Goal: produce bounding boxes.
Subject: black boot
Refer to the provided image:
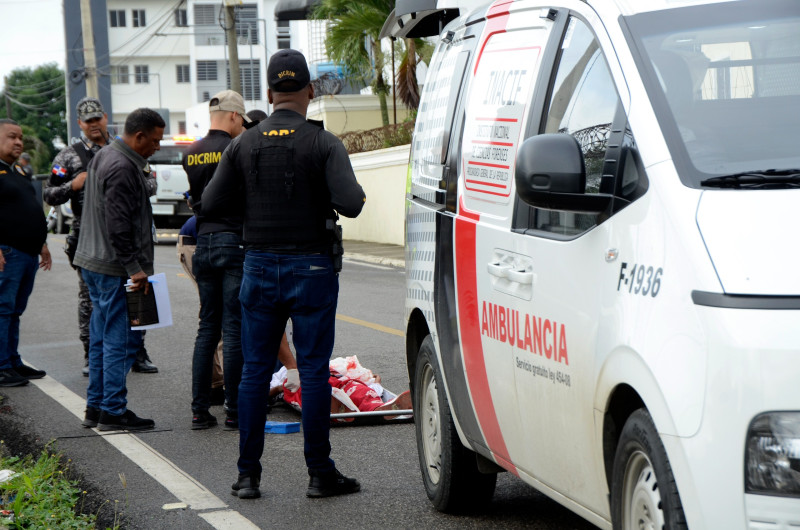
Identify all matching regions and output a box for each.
[132,347,158,374]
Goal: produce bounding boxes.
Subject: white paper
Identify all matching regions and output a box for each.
[130,272,173,330]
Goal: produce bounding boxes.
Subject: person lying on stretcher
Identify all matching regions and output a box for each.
[269,354,412,422]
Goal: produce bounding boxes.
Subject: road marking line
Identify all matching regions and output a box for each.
[199,510,262,529]
[28,375,254,526]
[336,314,403,337]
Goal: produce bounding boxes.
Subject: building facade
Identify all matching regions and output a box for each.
[101,0,331,136]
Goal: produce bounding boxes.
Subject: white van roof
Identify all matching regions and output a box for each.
[612,0,737,16]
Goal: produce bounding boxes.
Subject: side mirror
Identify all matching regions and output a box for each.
[515,133,612,214]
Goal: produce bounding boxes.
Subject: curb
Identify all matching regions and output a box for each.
[345,252,405,269]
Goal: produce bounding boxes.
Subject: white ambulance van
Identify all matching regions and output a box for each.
[399,0,800,528]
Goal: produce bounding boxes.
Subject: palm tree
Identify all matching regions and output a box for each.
[394,37,434,111]
[311,0,394,126]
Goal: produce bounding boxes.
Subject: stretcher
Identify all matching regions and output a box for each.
[270,357,414,425]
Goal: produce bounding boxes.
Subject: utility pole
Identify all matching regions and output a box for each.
[4,76,11,119]
[80,0,99,98]
[224,1,242,94]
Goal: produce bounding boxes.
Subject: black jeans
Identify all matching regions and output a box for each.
[191,233,245,414]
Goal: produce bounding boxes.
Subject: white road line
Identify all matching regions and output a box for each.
[28,375,256,527]
[199,510,262,529]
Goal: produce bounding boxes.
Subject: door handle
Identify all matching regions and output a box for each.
[487,262,510,278]
[506,269,533,284]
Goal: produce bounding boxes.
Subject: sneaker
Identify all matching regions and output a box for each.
[82,358,89,377]
[231,475,260,499]
[0,369,29,387]
[223,412,238,431]
[191,411,218,430]
[13,364,46,379]
[82,406,101,428]
[97,409,155,432]
[306,469,361,498]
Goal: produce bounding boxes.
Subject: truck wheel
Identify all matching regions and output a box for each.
[414,335,497,513]
[611,409,687,530]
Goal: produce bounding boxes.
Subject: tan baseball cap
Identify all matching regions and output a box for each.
[208,90,252,123]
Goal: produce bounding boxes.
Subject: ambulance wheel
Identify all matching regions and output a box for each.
[611,409,687,530]
[414,335,497,513]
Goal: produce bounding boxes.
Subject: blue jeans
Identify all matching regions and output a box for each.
[0,245,38,371]
[237,251,338,478]
[81,269,143,415]
[191,233,245,414]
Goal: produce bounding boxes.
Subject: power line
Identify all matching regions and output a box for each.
[5,93,65,110]
[6,75,64,91]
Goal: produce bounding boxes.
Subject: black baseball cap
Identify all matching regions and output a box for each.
[267,49,311,93]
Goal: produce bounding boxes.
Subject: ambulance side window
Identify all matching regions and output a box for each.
[528,17,635,236]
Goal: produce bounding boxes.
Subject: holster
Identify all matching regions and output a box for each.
[326,215,344,273]
[65,235,78,269]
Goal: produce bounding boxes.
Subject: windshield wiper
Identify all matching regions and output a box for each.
[701,169,800,189]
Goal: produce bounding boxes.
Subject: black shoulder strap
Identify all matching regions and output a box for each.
[73,142,93,171]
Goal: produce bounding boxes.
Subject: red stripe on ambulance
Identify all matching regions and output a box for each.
[455,188,518,474]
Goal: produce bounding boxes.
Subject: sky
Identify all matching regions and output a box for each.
[0,0,65,83]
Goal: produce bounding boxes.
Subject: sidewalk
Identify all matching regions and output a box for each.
[154,231,405,268]
[344,239,405,268]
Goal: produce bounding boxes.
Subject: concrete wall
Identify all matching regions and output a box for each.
[341,144,410,246]
[308,94,413,135]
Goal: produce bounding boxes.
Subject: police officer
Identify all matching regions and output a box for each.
[202,49,366,500]
[182,90,250,430]
[45,97,159,376]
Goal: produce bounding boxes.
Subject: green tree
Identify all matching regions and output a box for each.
[311,0,394,126]
[394,37,434,111]
[1,63,66,172]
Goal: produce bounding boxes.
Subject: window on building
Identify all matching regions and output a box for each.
[109,10,126,27]
[202,91,210,102]
[135,65,150,84]
[176,64,190,83]
[132,9,146,27]
[277,20,291,49]
[111,65,129,84]
[236,5,259,45]
[174,9,188,27]
[194,4,216,25]
[178,121,187,135]
[226,59,261,101]
[196,61,218,81]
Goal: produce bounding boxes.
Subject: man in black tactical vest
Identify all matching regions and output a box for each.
[202,49,366,500]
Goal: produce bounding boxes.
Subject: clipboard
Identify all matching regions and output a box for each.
[125,272,173,330]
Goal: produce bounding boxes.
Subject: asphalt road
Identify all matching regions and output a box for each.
[4,239,597,529]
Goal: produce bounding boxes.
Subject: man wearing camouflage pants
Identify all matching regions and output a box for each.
[45,97,159,375]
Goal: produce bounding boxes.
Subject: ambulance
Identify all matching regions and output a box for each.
[399,0,800,528]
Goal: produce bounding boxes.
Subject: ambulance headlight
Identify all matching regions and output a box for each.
[746,413,800,496]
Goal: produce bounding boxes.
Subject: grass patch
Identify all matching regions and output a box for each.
[0,444,99,528]
[0,394,124,529]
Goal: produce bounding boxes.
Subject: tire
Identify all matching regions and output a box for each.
[611,409,687,530]
[414,335,497,513]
